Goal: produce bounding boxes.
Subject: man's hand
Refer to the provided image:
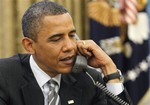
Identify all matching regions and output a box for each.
[76,40,121,83]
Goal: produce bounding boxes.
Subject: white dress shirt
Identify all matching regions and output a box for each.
[30,55,61,105]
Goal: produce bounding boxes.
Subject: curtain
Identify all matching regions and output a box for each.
[0,0,90,58]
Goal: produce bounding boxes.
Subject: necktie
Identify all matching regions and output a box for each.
[48,79,60,105]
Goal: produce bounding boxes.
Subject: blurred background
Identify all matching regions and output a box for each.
[0,0,149,105]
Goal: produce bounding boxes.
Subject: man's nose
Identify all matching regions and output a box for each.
[62,38,75,52]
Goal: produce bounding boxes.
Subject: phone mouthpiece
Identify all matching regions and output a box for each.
[72,55,87,73]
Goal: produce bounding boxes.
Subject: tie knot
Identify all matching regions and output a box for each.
[49,79,57,90]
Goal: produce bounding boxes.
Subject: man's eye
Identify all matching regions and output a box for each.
[50,37,61,42]
[69,34,76,38]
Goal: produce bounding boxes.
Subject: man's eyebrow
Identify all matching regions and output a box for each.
[48,29,76,39]
[69,29,76,34]
[48,34,63,40]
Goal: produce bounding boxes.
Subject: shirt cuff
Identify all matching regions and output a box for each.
[106,83,124,95]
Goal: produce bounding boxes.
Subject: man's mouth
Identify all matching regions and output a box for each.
[60,55,76,65]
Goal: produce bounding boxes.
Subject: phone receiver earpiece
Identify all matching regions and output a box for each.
[72,55,87,73]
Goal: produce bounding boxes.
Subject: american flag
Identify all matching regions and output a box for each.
[120,0,137,24]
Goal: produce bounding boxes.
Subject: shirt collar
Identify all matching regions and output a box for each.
[29,55,61,88]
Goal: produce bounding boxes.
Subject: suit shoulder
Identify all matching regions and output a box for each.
[0,54,30,71]
[71,66,103,83]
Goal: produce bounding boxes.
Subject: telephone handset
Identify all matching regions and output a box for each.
[72,55,87,73]
[72,56,130,105]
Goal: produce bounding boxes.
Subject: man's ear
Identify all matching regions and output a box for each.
[22,37,35,54]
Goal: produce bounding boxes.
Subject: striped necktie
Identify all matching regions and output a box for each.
[48,79,60,105]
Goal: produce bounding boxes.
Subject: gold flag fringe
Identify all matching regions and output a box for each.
[87,1,121,27]
[136,0,147,11]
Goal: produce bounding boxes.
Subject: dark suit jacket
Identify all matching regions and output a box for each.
[0,54,132,105]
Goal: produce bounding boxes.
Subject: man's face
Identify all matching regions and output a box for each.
[32,13,77,77]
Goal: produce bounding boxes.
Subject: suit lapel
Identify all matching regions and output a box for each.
[59,74,82,105]
[19,54,44,105]
[21,80,44,105]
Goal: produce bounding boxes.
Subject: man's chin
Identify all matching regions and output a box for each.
[59,68,72,74]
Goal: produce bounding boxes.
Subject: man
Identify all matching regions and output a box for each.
[0,1,132,105]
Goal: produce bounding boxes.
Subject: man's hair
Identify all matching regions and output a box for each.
[22,1,68,40]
